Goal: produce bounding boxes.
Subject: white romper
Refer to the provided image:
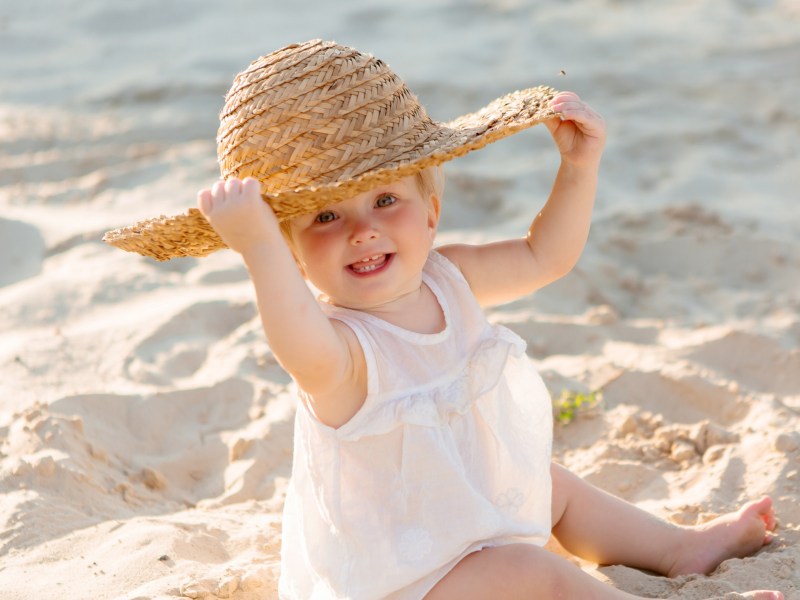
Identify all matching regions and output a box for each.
[279,250,553,600]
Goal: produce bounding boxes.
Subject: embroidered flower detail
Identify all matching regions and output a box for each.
[495,488,525,513]
[398,527,433,563]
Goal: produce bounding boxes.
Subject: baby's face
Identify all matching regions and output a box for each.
[287,176,440,310]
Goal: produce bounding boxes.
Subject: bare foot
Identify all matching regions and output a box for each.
[667,496,777,577]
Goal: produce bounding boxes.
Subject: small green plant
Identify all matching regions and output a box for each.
[553,389,603,425]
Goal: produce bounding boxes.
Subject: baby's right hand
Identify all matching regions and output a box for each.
[197,177,280,256]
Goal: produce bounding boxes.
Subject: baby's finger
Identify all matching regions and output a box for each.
[225,177,243,196]
[197,189,213,215]
[551,99,594,118]
[550,91,580,105]
[555,102,604,132]
[211,179,226,203]
[549,91,582,113]
[242,177,262,199]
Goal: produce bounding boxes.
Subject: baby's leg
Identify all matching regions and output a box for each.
[425,543,642,600]
[550,463,777,577]
[424,543,783,600]
[426,465,781,599]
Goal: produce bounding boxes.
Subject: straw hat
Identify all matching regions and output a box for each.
[103,39,557,261]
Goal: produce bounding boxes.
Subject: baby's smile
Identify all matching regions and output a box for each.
[348,253,394,275]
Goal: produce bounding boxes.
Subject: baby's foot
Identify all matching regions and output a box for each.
[668,496,777,577]
[738,592,784,600]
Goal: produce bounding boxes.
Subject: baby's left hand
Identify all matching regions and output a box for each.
[546,92,606,168]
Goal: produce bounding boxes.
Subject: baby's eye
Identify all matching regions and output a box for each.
[315,211,337,224]
[375,195,396,208]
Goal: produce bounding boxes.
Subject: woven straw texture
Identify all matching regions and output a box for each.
[103,39,557,261]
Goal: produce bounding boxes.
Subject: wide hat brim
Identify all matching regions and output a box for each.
[103,81,557,261]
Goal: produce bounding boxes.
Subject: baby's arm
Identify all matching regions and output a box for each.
[198,178,365,427]
[438,92,605,306]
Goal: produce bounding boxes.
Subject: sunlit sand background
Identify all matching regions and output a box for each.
[1,1,798,598]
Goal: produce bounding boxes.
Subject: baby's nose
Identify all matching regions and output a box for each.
[349,218,380,244]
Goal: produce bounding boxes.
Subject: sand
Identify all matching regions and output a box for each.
[1,0,798,598]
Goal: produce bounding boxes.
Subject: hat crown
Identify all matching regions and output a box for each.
[217,40,437,197]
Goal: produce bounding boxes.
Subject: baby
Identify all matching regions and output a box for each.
[110,40,782,599]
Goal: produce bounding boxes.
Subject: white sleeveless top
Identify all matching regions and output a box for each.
[279,251,553,600]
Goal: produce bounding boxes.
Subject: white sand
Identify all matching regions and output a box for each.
[1,1,798,598]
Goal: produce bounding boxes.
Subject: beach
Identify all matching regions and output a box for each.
[0,1,798,598]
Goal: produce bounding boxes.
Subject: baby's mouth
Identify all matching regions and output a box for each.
[348,253,392,274]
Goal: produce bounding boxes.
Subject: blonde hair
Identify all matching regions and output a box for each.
[414,165,445,203]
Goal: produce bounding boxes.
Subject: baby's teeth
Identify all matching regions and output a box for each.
[352,255,386,272]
